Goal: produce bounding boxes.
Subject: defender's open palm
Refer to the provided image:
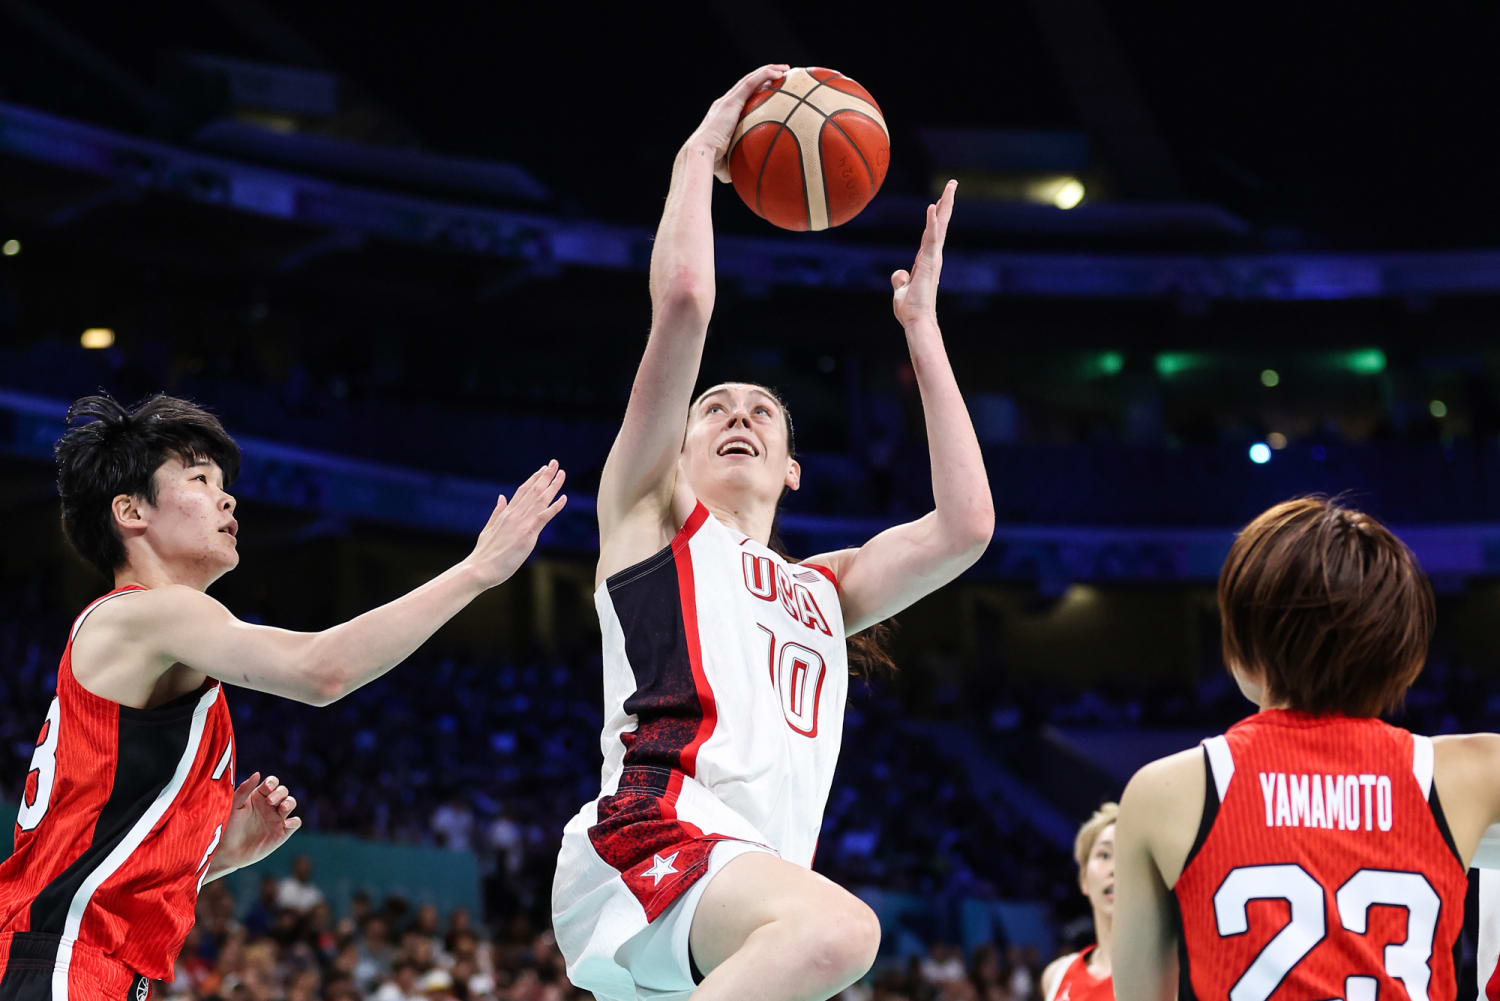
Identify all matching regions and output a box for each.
[892,179,957,328]
[468,461,567,589]
[688,64,789,182]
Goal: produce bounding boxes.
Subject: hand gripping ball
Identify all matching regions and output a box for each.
[727,67,890,232]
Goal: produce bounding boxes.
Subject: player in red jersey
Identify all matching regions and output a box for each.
[1041,803,1118,1001]
[1113,497,1500,1001]
[0,393,566,1000]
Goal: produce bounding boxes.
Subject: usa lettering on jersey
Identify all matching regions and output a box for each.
[1257,771,1394,831]
[741,553,831,635]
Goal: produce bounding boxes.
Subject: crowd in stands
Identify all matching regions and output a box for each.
[160,873,1051,1001]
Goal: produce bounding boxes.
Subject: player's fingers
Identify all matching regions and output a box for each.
[542,493,569,520]
[279,795,297,815]
[541,467,566,501]
[233,773,259,806]
[891,269,911,290]
[738,64,789,94]
[267,785,289,807]
[284,816,303,832]
[260,775,279,794]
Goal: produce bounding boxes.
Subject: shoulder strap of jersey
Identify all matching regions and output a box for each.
[69,585,147,644]
[1202,733,1234,800]
[1411,732,1434,798]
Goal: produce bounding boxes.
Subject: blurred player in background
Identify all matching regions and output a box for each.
[1041,803,1117,1001]
[551,66,994,1001]
[0,393,565,999]
[1114,497,1500,1001]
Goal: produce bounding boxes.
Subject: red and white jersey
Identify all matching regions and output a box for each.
[0,587,237,995]
[553,502,847,997]
[1045,947,1113,1001]
[1480,869,1500,1001]
[1174,711,1466,1001]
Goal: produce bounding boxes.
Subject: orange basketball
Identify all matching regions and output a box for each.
[727,67,890,232]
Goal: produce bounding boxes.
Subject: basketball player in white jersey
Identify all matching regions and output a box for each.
[551,66,995,1001]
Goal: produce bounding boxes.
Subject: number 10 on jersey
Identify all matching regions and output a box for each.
[757,625,827,738]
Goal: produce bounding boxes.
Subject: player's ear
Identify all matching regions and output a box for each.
[784,458,801,493]
[111,493,149,536]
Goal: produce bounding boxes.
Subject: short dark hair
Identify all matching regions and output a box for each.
[1218,496,1434,717]
[55,392,241,580]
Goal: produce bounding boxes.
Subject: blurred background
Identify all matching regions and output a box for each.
[2,2,1499,999]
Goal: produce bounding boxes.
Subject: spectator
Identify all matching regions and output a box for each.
[277,854,326,914]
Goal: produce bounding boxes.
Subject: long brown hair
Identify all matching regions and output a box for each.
[1218,496,1434,717]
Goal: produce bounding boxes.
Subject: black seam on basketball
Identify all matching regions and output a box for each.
[737,121,783,208]
[753,124,788,222]
[822,115,878,208]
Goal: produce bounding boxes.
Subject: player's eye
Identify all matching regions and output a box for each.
[754,407,770,417]
[195,474,208,483]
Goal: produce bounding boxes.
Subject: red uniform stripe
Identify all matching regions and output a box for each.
[672,504,715,777]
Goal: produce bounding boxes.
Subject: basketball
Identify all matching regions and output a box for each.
[727,67,890,232]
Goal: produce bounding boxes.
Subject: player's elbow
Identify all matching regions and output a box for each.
[300,653,351,707]
[651,270,713,325]
[944,499,995,560]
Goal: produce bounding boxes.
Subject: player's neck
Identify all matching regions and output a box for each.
[701,498,777,548]
[1089,912,1113,974]
[115,551,213,592]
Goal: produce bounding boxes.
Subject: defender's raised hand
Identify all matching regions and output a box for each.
[685,64,790,182]
[466,461,568,589]
[891,179,958,329]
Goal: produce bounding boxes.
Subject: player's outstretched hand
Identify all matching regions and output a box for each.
[466,460,568,589]
[686,64,790,182]
[892,179,958,329]
[218,773,301,875]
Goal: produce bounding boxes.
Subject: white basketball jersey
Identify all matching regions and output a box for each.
[553,502,851,998]
[592,500,848,867]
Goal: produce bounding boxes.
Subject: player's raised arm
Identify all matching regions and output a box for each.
[802,180,995,634]
[596,65,788,536]
[89,461,566,706]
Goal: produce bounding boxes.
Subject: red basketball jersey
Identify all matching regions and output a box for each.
[0,587,237,997]
[1047,947,1114,1001]
[1174,711,1466,1001]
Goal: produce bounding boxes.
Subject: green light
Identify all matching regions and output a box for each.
[1155,352,1202,379]
[1098,351,1123,376]
[1346,348,1387,375]
[1260,368,1280,388]
[1430,399,1448,419]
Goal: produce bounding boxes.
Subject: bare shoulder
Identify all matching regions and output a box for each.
[1121,745,1206,887]
[1433,731,1500,774]
[1040,953,1078,999]
[798,547,856,579]
[85,584,223,633]
[594,481,698,586]
[1123,745,1204,807]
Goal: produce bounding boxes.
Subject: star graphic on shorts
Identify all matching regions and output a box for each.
[643,851,680,886]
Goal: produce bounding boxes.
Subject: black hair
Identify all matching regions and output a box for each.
[54,392,241,580]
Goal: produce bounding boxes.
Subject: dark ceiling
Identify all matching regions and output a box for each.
[2,1,1497,248]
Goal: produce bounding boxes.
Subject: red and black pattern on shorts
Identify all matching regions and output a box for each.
[587,765,724,921]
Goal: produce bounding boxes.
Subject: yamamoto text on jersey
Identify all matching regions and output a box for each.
[1257,771,1394,831]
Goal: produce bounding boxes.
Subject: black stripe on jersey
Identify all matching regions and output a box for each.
[26,702,198,935]
[1429,784,1464,866]
[606,543,700,773]
[1,932,66,1000]
[1181,745,1221,874]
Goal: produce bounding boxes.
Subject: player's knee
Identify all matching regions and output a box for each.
[793,894,880,988]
